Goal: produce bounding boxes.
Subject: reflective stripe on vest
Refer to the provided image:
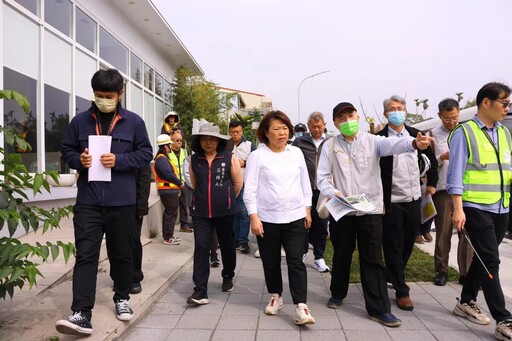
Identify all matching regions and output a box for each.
[456,120,511,207]
[153,154,180,190]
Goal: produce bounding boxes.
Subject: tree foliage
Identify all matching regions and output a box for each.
[171,66,235,149]
[0,89,74,300]
[232,112,261,144]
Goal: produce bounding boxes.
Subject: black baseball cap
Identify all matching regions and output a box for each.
[332,102,357,120]
[294,123,307,132]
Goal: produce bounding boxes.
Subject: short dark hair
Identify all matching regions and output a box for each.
[229,120,243,129]
[476,82,511,108]
[256,110,293,144]
[438,98,459,113]
[91,69,124,93]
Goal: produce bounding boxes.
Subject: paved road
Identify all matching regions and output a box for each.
[121,236,507,341]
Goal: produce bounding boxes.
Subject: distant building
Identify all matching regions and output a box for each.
[218,87,272,123]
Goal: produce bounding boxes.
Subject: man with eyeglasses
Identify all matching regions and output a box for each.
[170,132,193,233]
[447,82,512,340]
[376,95,438,311]
[229,121,255,254]
[429,98,473,287]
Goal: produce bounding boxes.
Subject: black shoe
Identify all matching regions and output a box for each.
[234,241,241,250]
[187,288,209,305]
[210,254,220,268]
[222,277,234,292]
[369,312,402,327]
[130,282,142,294]
[55,311,93,335]
[434,272,448,286]
[240,242,250,254]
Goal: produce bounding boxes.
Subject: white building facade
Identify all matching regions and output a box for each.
[1,0,202,174]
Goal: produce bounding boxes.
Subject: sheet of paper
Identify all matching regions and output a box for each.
[326,197,356,221]
[420,193,437,223]
[88,135,112,182]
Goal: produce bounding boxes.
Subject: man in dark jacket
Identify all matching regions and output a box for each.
[55,69,153,336]
[376,95,438,312]
[293,112,330,272]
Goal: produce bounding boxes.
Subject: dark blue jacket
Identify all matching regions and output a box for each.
[61,103,153,206]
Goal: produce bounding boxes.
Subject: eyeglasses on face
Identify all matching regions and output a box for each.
[441,116,459,122]
[173,139,182,143]
[495,99,512,109]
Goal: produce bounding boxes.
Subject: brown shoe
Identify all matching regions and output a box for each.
[422,232,433,242]
[415,235,424,244]
[396,296,414,311]
[180,226,193,233]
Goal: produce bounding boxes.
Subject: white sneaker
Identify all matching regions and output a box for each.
[255,249,260,258]
[312,258,330,273]
[294,303,315,325]
[265,293,283,315]
[495,319,512,340]
[163,237,180,245]
[115,299,133,321]
[453,298,490,325]
[302,253,308,263]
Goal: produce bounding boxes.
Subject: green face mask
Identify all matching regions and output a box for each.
[338,120,359,137]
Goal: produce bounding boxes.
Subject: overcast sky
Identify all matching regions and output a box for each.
[152,0,512,131]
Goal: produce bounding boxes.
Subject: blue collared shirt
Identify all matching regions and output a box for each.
[446,115,508,214]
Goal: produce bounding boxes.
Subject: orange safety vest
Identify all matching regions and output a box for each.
[153,154,180,190]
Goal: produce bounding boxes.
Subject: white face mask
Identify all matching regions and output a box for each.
[95,96,117,113]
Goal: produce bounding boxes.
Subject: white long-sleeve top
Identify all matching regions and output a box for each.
[244,144,312,223]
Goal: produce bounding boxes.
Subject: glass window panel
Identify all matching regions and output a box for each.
[130,83,143,117]
[15,0,39,15]
[4,4,40,79]
[144,92,155,151]
[44,84,70,173]
[155,72,163,97]
[163,79,171,103]
[144,63,153,91]
[76,96,92,117]
[44,30,71,92]
[99,27,127,73]
[3,67,38,173]
[130,53,142,83]
[44,0,71,37]
[75,49,97,100]
[75,7,96,53]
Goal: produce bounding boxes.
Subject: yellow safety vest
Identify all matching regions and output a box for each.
[452,120,511,207]
[153,154,180,190]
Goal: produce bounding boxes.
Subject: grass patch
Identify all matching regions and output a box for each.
[324,239,459,283]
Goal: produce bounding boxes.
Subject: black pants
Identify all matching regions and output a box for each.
[382,200,420,298]
[179,187,191,227]
[257,219,308,304]
[71,205,135,320]
[462,207,511,322]
[329,214,391,315]
[304,190,329,259]
[161,193,179,240]
[192,215,236,294]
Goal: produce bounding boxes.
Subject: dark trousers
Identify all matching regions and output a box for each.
[192,215,236,294]
[305,190,329,259]
[71,205,135,320]
[161,193,179,239]
[234,187,250,244]
[382,200,420,298]
[179,186,191,227]
[329,214,391,315]
[133,216,144,283]
[257,219,308,304]
[461,208,511,322]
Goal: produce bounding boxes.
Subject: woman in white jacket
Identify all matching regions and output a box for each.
[244,110,315,325]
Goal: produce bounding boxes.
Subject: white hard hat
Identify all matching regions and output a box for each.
[419,153,431,177]
[156,134,172,146]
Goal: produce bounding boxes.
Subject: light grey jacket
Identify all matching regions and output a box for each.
[317,132,416,215]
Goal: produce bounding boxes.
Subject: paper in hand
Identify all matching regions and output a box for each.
[88,135,112,182]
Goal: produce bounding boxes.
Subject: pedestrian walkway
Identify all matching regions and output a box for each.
[121,236,509,341]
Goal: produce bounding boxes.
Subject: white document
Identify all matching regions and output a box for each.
[326,193,376,221]
[88,135,112,182]
[420,193,437,224]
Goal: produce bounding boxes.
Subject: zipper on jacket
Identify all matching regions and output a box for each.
[208,163,212,218]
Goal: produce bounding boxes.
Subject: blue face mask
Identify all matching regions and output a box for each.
[388,111,406,126]
[295,132,303,138]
